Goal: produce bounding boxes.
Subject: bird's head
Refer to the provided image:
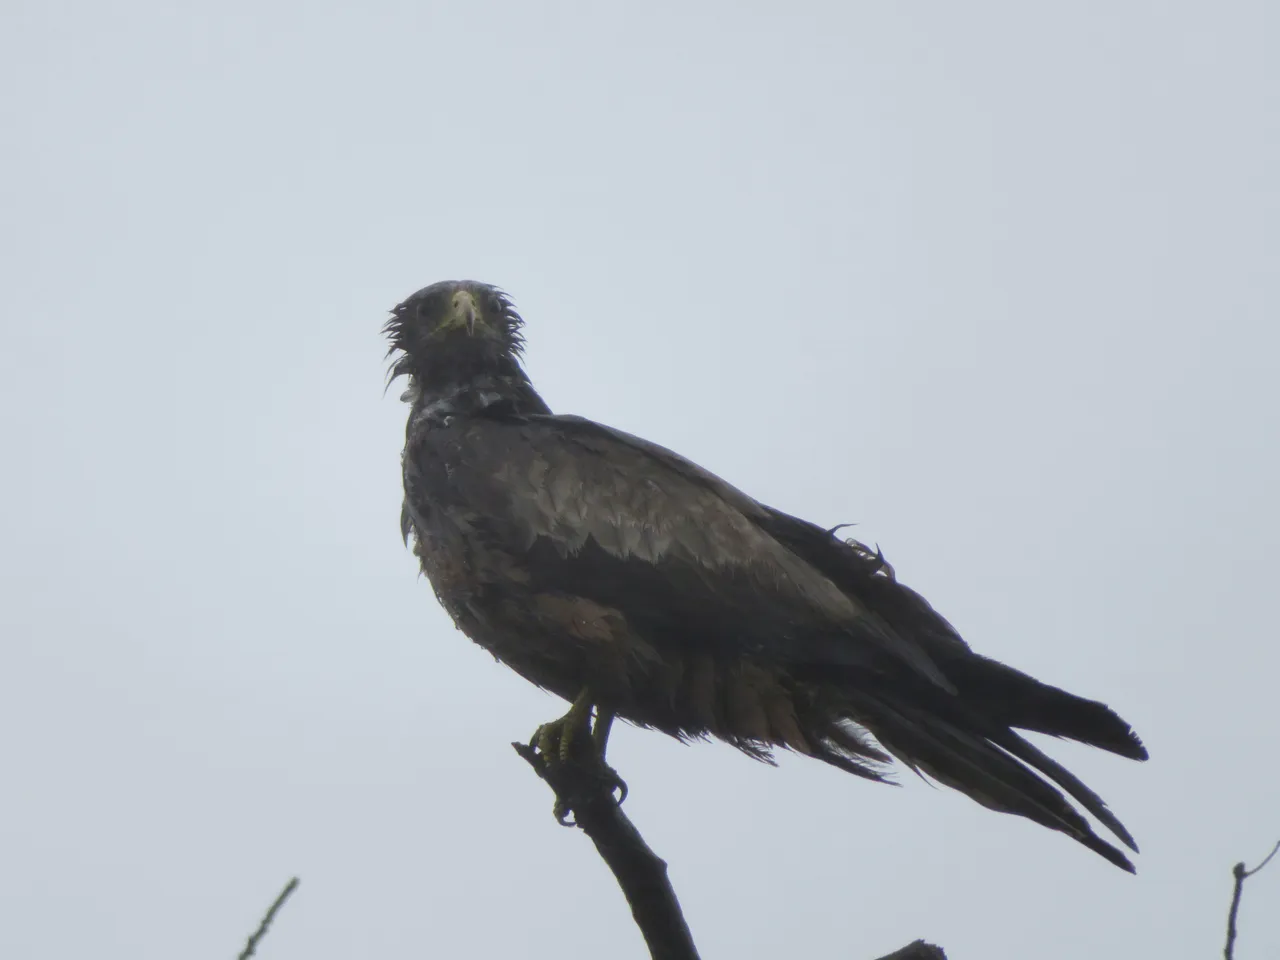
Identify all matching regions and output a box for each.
[384,280,527,390]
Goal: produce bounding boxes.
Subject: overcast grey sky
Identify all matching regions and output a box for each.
[2,2,1277,958]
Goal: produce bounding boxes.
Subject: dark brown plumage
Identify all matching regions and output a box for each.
[387,279,1148,871]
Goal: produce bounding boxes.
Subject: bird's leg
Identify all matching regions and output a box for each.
[592,708,615,756]
[529,690,627,823]
[585,707,627,811]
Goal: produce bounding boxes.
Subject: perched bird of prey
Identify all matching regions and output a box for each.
[387,279,1147,871]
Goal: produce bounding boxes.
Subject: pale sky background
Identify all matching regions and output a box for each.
[2,3,1277,958]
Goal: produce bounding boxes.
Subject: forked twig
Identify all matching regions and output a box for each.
[1224,840,1280,960]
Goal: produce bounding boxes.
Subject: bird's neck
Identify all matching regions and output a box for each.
[407,357,550,423]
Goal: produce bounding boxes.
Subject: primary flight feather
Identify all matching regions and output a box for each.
[387,279,1148,871]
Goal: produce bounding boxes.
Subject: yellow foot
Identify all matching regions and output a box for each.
[528,696,627,824]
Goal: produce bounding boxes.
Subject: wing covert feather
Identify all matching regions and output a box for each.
[464,414,952,687]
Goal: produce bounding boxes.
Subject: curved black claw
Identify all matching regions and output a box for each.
[549,761,626,827]
[554,797,574,826]
[602,764,628,806]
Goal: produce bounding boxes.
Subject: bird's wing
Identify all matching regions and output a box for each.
[758,504,1148,758]
[458,413,953,688]
[757,506,974,659]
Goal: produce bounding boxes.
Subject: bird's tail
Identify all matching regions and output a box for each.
[742,508,1148,869]
[942,654,1148,760]
[808,670,1145,872]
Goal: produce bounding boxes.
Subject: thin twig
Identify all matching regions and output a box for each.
[238,877,300,960]
[1224,840,1280,960]
[513,742,700,960]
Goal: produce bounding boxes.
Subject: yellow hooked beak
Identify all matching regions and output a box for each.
[444,289,480,336]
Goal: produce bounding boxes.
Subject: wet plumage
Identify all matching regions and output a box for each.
[387,280,1148,871]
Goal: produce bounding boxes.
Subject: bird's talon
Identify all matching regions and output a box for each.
[531,691,596,767]
[554,799,575,826]
[605,767,628,805]
[532,720,560,761]
[528,692,624,823]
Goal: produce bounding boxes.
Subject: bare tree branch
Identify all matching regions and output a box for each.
[238,877,300,960]
[873,940,947,960]
[514,742,700,960]
[1224,839,1280,960]
[513,741,947,960]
